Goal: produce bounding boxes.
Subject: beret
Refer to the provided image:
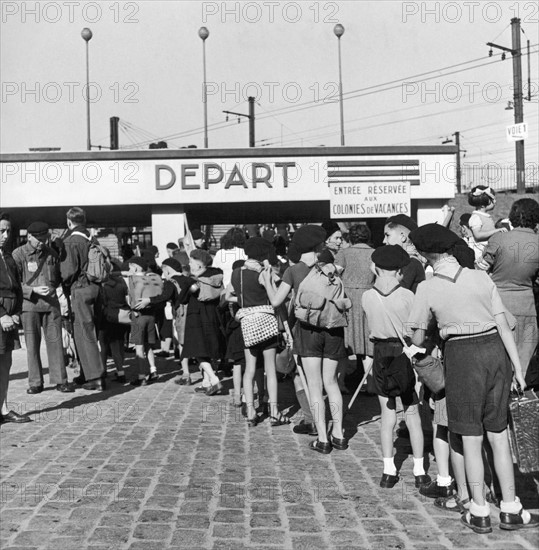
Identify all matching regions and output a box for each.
[244,237,272,261]
[191,229,204,240]
[166,242,178,249]
[127,256,148,270]
[232,259,245,271]
[287,242,301,263]
[291,225,327,254]
[161,258,183,272]
[27,221,50,236]
[409,224,460,253]
[321,220,341,239]
[385,214,418,232]
[372,245,411,270]
[262,229,276,242]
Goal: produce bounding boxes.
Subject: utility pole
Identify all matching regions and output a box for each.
[110,116,119,150]
[454,131,461,194]
[223,96,256,147]
[487,18,526,193]
[511,18,525,193]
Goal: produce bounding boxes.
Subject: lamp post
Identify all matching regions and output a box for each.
[334,24,345,146]
[199,26,210,148]
[81,27,93,151]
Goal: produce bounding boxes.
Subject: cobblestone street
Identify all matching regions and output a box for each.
[1,349,538,550]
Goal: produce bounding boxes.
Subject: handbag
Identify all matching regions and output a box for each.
[276,339,296,376]
[508,389,539,473]
[235,269,278,347]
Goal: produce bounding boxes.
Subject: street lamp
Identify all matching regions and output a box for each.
[81,28,93,151]
[199,26,210,148]
[334,23,345,146]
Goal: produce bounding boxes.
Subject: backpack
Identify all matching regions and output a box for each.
[294,262,352,329]
[196,272,223,302]
[128,273,164,304]
[71,232,110,284]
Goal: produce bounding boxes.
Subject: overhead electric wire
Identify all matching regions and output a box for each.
[121,52,535,148]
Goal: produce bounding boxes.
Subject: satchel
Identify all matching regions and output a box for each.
[412,354,445,393]
[508,389,539,474]
[236,305,278,348]
[383,352,416,397]
[235,268,278,347]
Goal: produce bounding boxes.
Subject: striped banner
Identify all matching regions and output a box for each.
[327,159,420,186]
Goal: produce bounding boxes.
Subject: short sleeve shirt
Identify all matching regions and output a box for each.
[408,259,506,339]
[282,262,311,294]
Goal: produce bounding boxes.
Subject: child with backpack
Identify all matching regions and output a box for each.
[260,225,349,453]
[134,258,193,385]
[126,256,161,386]
[361,245,430,489]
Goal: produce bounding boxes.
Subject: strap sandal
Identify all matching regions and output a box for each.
[269,415,290,427]
[434,495,469,513]
[330,435,349,450]
[246,416,259,428]
[460,510,492,534]
[500,508,539,530]
[309,439,332,454]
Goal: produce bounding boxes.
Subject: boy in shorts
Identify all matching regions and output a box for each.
[362,245,430,489]
[127,256,159,386]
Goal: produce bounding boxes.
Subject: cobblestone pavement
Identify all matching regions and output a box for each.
[1,348,538,550]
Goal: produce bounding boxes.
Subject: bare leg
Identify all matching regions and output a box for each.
[322,358,343,439]
[486,429,516,504]
[462,435,486,506]
[263,348,279,418]
[404,404,424,459]
[449,431,470,503]
[243,349,257,419]
[433,423,450,478]
[302,357,327,443]
[378,396,397,459]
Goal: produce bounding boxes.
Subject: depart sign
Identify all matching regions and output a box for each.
[329,182,411,219]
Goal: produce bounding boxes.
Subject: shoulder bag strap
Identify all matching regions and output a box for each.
[26,252,49,286]
[374,292,407,348]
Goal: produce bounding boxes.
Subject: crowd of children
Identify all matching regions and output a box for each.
[2,195,538,535]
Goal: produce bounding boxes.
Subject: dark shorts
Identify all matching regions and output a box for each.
[292,322,346,361]
[131,314,157,346]
[245,335,279,353]
[372,340,418,408]
[444,332,512,436]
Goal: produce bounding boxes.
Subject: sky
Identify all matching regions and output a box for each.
[1,0,538,176]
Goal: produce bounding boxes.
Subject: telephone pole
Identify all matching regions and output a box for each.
[487,18,526,193]
[454,131,461,194]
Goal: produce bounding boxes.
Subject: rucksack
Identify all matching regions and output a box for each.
[294,262,352,329]
[71,231,110,284]
[128,273,164,304]
[196,272,223,302]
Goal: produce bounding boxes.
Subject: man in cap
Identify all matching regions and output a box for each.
[60,207,105,390]
[383,214,425,293]
[191,229,208,251]
[13,222,74,393]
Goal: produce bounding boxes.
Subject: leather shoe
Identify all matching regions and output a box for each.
[309,439,332,454]
[206,381,223,396]
[380,473,399,488]
[414,474,432,488]
[82,379,106,391]
[73,375,86,385]
[419,479,455,499]
[460,511,492,534]
[175,377,192,386]
[56,383,75,393]
[195,385,210,393]
[0,410,32,423]
[293,421,318,436]
[500,509,539,530]
[112,373,126,383]
[26,386,43,394]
